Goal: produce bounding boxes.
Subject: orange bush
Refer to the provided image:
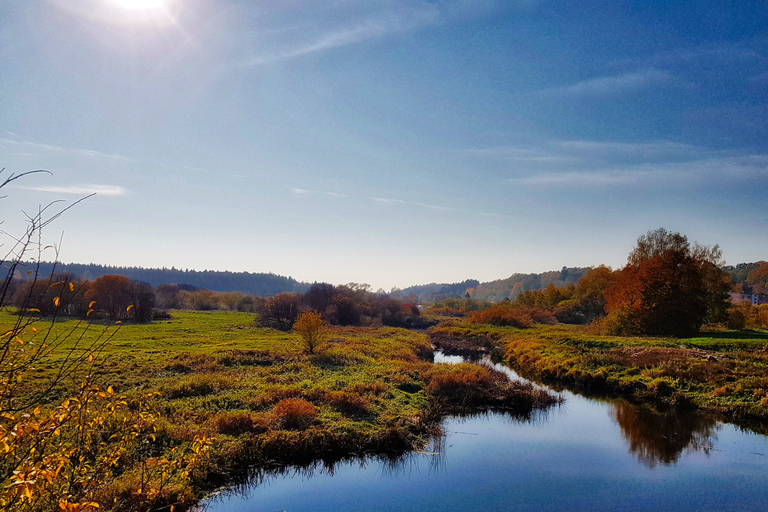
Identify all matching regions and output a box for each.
[467,305,532,327]
[323,391,371,415]
[271,398,317,429]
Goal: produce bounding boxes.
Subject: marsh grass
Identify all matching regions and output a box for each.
[433,320,768,421]
[0,309,559,509]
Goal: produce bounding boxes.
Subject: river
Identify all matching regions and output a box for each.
[201,352,768,511]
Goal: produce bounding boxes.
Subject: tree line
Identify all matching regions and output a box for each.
[31,262,308,296]
[444,229,764,337]
[8,274,429,330]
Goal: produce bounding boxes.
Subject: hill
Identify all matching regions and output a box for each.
[28,262,309,297]
[393,267,589,303]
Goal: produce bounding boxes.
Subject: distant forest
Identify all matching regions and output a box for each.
[390,279,481,302]
[18,261,765,303]
[28,262,309,297]
[391,267,590,303]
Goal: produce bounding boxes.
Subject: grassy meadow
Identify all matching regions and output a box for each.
[2,310,556,509]
[433,319,768,424]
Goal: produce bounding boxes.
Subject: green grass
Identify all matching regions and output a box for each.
[2,310,557,509]
[432,320,768,422]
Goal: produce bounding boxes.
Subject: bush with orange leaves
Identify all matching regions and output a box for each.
[466,304,533,328]
[271,399,317,429]
[423,363,559,410]
[292,311,328,354]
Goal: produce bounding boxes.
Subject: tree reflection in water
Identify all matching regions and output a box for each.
[203,406,551,507]
[610,400,720,467]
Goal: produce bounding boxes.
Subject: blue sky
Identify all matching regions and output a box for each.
[1,0,766,290]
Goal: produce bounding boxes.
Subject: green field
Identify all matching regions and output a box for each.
[1,310,555,510]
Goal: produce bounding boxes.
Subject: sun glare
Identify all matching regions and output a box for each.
[112,0,167,9]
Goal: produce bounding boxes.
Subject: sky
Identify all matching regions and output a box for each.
[1,0,767,291]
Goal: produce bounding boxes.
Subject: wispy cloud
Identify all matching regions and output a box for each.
[290,186,515,219]
[536,69,671,98]
[460,138,768,189]
[245,22,395,67]
[612,41,764,69]
[0,136,133,162]
[459,139,701,168]
[241,4,438,67]
[509,154,768,189]
[369,194,521,219]
[23,184,127,196]
[291,187,346,198]
[371,196,449,211]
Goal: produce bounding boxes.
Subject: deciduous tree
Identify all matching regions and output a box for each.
[292,311,328,354]
[604,228,730,337]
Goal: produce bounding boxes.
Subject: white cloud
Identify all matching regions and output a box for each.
[536,69,671,98]
[0,137,132,162]
[460,138,768,189]
[510,154,768,189]
[23,184,127,196]
[371,196,449,211]
[290,187,345,198]
[242,5,438,67]
[613,41,763,69]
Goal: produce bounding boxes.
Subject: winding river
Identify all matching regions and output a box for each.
[201,353,768,511]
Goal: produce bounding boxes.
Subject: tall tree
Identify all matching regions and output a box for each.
[605,229,730,337]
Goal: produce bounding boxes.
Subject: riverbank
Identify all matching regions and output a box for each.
[1,310,559,511]
[431,319,768,424]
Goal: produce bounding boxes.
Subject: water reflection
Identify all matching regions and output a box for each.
[201,352,768,512]
[610,400,719,467]
[203,399,568,511]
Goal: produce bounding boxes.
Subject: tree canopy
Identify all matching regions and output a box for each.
[603,228,730,337]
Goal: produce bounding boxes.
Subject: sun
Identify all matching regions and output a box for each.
[112,0,167,9]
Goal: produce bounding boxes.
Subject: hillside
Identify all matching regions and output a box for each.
[470,267,589,302]
[27,262,309,297]
[393,267,590,303]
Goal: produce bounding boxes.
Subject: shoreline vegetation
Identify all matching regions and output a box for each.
[431,320,768,427]
[0,310,560,511]
[3,208,766,512]
[3,308,768,510]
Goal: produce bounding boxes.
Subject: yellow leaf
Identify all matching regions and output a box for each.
[116,321,122,325]
[26,270,33,276]
[107,386,114,395]
[126,304,134,312]
[68,282,74,292]
[87,309,94,316]
[89,301,96,308]
[50,281,63,288]
[27,308,40,313]
[53,297,60,307]
[31,327,37,333]
[88,354,93,363]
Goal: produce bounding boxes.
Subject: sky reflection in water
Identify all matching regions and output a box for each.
[203,358,768,512]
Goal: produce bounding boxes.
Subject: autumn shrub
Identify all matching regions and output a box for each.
[271,398,317,429]
[422,362,558,410]
[727,308,747,330]
[213,411,271,436]
[467,305,532,328]
[0,172,213,511]
[293,311,328,354]
[322,391,371,416]
[257,293,300,330]
[526,307,557,325]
